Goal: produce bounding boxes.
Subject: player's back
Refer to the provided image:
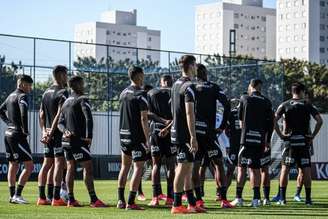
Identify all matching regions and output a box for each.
[148,87,172,120]
[61,93,91,138]
[280,99,314,135]
[119,85,148,144]
[41,85,68,128]
[171,77,195,144]
[4,89,27,131]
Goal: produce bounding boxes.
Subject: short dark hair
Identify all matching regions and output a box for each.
[128,65,143,81]
[161,74,173,87]
[53,65,67,79]
[68,76,84,92]
[17,74,33,84]
[143,84,154,92]
[291,82,306,94]
[179,55,196,72]
[249,79,263,88]
[196,64,207,81]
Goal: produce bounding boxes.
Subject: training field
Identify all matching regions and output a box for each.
[0,180,327,219]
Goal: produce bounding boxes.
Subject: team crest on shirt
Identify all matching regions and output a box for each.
[54,147,63,154]
[240,157,248,165]
[170,146,177,154]
[177,152,186,160]
[13,153,19,159]
[5,153,10,158]
[230,154,236,161]
[247,159,252,165]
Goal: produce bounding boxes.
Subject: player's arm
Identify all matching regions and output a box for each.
[0,99,10,125]
[139,95,150,147]
[274,103,287,140]
[309,105,323,139]
[39,102,49,143]
[19,94,29,135]
[148,112,169,125]
[238,96,245,129]
[216,89,231,132]
[265,102,274,150]
[185,86,198,153]
[81,99,93,145]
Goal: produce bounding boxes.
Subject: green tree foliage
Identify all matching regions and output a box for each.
[281,58,328,112]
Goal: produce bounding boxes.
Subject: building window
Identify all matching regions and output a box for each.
[117,32,121,36]
[302,23,307,29]
[261,16,266,22]
[302,0,305,5]
[106,30,110,35]
[148,37,152,42]
[234,24,239,29]
[294,0,300,7]
[320,47,325,53]
[320,1,325,7]
[251,37,255,40]
[128,33,131,36]
[294,35,299,41]
[279,25,284,31]
[286,25,291,30]
[320,36,325,41]
[287,1,292,7]
[234,13,239,19]
[302,11,306,17]
[302,47,307,52]
[320,24,325,30]
[294,24,300,29]
[251,16,255,20]
[116,42,120,45]
[302,35,307,41]
[294,47,299,53]
[123,33,127,36]
[280,14,284,20]
[286,13,291,19]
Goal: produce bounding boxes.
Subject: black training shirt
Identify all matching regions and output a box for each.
[0,89,29,134]
[171,77,196,144]
[119,85,149,146]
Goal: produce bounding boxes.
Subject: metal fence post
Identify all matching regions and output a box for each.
[69,41,72,76]
[33,38,37,152]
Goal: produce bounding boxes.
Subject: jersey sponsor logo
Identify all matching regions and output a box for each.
[121,138,132,144]
[44,147,50,154]
[151,146,160,153]
[54,147,63,154]
[73,153,84,160]
[240,157,248,165]
[132,150,142,159]
[5,153,11,158]
[260,156,271,166]
[208,149,219,158]
[121,146,127,151]
[285,156,295,164]
[301,158,310,165]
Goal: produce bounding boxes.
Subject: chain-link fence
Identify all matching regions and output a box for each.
[0,34,284,155]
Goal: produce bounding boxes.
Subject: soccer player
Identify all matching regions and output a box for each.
[147,75,176,207]
[117,66,150,210]
[37,65,69,206]
[170,55,205,214]
[274,82,322,206]
[58,76,106,207]
[226,98,242,190]
[192,64,232,208]
[0,75,34,204]
[232,79,274,208]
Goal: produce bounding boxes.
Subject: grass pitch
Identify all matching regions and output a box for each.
[0,180,327,219]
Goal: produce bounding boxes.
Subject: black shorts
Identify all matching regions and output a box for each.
[4,130,33,162]
[44,134,64,158]
[281,145,311,168]
[150,134,177,158]
[64,146,92,162]
[121,142,148,162]
[238,145,264,169]
[176,143,195,163]
[196,135,223,163]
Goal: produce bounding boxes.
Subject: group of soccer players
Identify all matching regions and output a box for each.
[0,54,323,214]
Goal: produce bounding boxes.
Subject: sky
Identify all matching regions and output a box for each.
[0,0,276,53]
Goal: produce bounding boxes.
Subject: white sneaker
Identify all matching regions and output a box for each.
[277,200,287,206]
[262,199,271,206]
[293,195,302,202]
[11,195,29,204]
[231,198,244,207]
[249,199,260,208]
[60,189,69,202]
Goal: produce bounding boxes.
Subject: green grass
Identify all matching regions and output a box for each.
[0,180,328,219]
